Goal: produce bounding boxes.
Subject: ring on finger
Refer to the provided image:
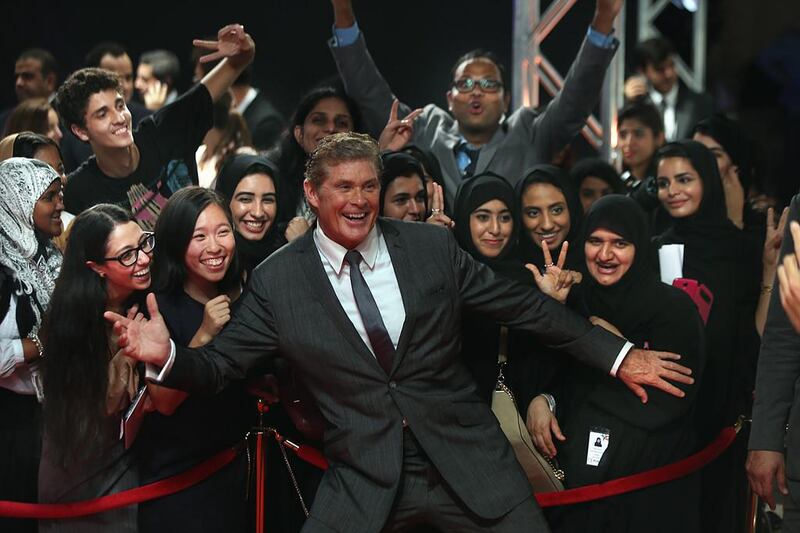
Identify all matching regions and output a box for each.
[544,262,554,268]
[431,208,441,214]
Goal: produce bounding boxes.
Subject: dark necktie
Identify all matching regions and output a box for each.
[462,145,480,178]
[344,250,395,374]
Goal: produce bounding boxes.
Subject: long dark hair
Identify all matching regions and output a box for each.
[152,186,242,296]
[268,85,362,224]
[40,204,134,467]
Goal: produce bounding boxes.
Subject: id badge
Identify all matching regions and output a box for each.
[586,426,610,467]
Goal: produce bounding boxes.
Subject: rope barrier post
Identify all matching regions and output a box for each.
[254,399,268,533]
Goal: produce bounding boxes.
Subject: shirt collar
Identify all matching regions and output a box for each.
[649,83,679,107]
[314,223,381,275]
[237,87,259,114]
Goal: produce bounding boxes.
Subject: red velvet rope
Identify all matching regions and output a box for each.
[0,447,237,519]
[535,426,738,507]
[0,425,738,518]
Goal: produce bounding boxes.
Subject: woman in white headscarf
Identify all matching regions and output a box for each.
[0,157,64,532]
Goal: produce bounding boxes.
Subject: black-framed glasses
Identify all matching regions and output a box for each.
[451,78,503,94]
[102,232,155,267]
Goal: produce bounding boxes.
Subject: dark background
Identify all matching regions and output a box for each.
[2,0,799,199]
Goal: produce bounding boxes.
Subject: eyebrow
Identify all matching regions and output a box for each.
[474,208,511,215]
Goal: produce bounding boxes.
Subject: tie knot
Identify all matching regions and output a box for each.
[344,250,363,268]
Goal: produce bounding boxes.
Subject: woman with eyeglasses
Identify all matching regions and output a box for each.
[137,186,251,533]
[0,158,63,533]
[39,204,155,532]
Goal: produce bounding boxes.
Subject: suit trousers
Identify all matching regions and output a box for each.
[782,480,800,533]
[380,428,549,532]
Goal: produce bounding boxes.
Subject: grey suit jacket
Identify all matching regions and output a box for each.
[674,84,714,141]
[330,33,617,208]
[750,194,800,478]
[165,219,626,531]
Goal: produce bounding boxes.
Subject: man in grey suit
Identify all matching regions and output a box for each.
[328,0,623,209]
[748,195,800,530]
[108,132,693,532]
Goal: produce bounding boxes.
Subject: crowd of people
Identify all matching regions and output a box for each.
[0,0,796,532]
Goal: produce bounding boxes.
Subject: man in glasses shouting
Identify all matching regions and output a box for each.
[329,0,623,209]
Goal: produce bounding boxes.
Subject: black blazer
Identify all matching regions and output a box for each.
[241,90,284,151]
[164,218,627,531]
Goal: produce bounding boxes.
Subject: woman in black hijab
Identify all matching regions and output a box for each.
[515,164,585,274]
[653,140,762,533]
[530,195,705,532]
[215,154,286,278]
[570,157,625,213]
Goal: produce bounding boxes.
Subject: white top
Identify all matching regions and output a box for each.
[0,295,35,395]
[313,224,405,355]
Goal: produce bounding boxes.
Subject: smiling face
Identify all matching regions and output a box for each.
[585,228,636,286]
[521,183,570,251]
[184,204,235,291]
[469,198,513,258]
[656,156,704,218]
[32,179,64,237]
[304,159,380,249]
[447,58,509,138]
[382,174,426,222]
[71,89,133,150]
[89,221,152,303]
[230,173,277,241]
[293,97,354,155]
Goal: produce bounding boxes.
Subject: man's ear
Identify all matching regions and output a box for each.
[303,178,319,211]
[71,123,90,143]
[293,125,303,147]
[44,72,57,93]
[446,90,454,113]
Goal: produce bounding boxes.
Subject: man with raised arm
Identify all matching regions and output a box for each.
[108,132,693,532]
[55,24,254,229]
[329,0,622,209]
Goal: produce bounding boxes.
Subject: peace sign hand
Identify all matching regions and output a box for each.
[425,182,454,229]
[193,24,255,69]
[378,99,423,152]
[526,241,579,303]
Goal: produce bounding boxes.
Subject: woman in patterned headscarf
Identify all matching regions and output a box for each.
[0,157,64,532]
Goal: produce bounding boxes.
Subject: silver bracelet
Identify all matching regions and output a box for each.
[27,334,44,360]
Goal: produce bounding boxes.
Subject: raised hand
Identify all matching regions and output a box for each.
[617,348,693,403]
[592,0,623,34]
[104,293,171,367]
[194,24,255,69]
[193,295,231,346]
[525,241,578,303]
[378,99,423,152]
[624,75,648,101]
[777,221,800,333]
[425,183,454,228]
[143,80,169,111]
[764,207,789,276]
[526,395,566,458]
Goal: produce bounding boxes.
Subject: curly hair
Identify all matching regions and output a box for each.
[53,67,122,131]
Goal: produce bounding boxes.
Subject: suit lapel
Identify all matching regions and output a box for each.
[474,127,504,175]
[675,85,694,140]
[379,220,417,374]
[294,230,385,373]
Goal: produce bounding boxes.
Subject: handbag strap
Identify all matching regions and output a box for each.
[495,326,509,384]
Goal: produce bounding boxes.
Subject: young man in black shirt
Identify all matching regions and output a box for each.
[55,24,255,229]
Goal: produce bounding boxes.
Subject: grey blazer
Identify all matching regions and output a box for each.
[750,194,800,479]
[164,219,626,532]
[330,33,617,208]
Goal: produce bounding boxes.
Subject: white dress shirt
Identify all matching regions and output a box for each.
[649,84,679,141]
[313,224,405,354]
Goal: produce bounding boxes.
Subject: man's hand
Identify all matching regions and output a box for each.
[378,99,423,152]
[778,221,800,333]
[624,75,648,101]
[143,80,169,111]
[285,216,311,242]
[103,293,171,367]
[617,348,693,403]
[194,24,255,70]
[592,0,623,34]
[746,450,789,510]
